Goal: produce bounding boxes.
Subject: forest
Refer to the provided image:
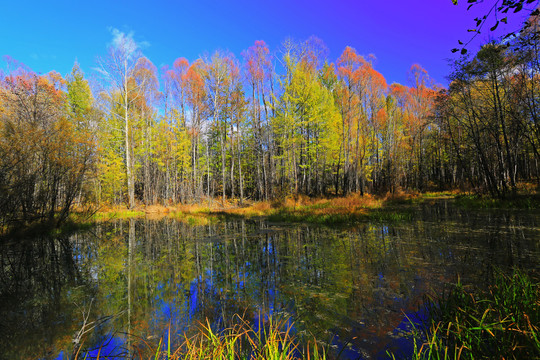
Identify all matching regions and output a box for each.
[1,2,540,359]
[1,15,540,227]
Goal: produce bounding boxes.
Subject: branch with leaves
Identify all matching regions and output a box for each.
[452,0,539,54]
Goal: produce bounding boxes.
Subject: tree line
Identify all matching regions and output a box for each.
[1,28,540,223]
[439,16,540,197]
[93,35,443,208]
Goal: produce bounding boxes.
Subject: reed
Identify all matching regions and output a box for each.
[409,270,540,359]
[72,314,325,360]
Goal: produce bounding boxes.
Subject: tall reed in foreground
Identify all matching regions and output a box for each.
[72,314,326,360]
[408,270,539,359]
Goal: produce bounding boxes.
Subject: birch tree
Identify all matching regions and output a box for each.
[97,30,148,209]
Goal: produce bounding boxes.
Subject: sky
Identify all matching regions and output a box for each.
[0,0,530,87]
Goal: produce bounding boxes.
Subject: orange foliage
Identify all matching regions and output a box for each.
[242,40,271,83]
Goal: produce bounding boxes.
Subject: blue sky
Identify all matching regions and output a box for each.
[0,0,528,87]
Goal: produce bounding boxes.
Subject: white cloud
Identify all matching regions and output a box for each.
[107,27,150,54]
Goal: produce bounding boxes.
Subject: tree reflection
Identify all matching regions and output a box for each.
[0,201,538,359]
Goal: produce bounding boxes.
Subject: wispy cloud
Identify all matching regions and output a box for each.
[107,27,150,53]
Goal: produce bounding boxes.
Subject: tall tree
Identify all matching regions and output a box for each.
[205,51,239,203]
[243,40,274,200]
[97,32,147,209]
[131,57,160,205]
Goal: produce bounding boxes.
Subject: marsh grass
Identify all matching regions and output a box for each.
[168,212,218,226]
[265,192,415,225]
[71,314,325,360]
[454,194,540,209]
[266,208,413,225]
[88,190,483,226]
[93,209,146,221]
[365,209,414,222]
[88,192,422,226]
[45,187,540,228]
[408,270,540,359]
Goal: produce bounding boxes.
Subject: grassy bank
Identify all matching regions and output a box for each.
[408,270,540,359]
[86,186,540,226]
[89,191,425,225]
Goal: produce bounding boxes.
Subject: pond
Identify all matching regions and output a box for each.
[1,200,539,359]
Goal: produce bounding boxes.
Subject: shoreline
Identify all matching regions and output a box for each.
[85,190,539,225]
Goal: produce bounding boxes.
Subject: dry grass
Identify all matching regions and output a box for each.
[86,190,451,224]
[64,185,540,226]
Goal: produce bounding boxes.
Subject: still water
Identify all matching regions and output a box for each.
[1,200,539,359]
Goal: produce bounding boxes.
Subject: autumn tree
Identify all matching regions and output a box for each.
[8,36,503,206]
[204,51,240,203]
[511,14,540,181]
[273,40,341,196]
[335,47,389,194]
[131,57,160,205]
[404,64,438,190]
[0,64,95,227]
[243,40,274,200]
[97,32,148,209]
[439,43,524,196]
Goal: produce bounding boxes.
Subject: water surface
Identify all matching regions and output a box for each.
[1,200,539,359]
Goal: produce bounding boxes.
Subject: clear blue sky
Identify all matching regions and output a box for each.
[0,0,528,87]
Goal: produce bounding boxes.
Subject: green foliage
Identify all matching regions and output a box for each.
[97,106,127,205]
[67,62,94,119]
[272,56,342,196]
[98,147,127,204]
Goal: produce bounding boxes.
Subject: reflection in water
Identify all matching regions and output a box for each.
[0,201,539,359]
